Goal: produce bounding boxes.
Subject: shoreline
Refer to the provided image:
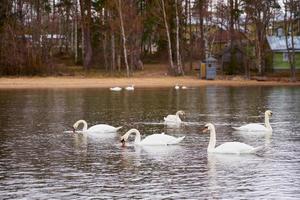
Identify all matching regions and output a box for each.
[0,76,299,89]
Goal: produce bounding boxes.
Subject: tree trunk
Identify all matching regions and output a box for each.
[284,1,296,82]
[188,0,193,71]
[117,54,121,72]
[199,1,205,61]
[79,0,92,70]
[161,0,175,75]
[111,33,116,72]
[103,32,108,71]
[74,0,78,63]
[117,0,130,77]
[229,0,234,49]
[175,0,184,75]
[255,20,264,76]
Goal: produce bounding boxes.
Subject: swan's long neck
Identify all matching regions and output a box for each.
[77,120,88,131]
[126,129,141,144]
[208,127,216,152]
[175,111,182,120]
[264,114,272,131]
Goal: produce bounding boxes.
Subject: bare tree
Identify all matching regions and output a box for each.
[79,0,92,70]
[74,0,78,63]
[175,0,184,75]
[283,0,298,82]
[244,0,280,76]
[160,0,175,75]
[117,0,130,77]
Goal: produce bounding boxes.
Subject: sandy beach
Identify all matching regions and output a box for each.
[0,76,299,89]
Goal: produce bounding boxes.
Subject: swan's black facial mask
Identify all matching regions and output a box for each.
[203,126,209,133]
[120,138,125,146]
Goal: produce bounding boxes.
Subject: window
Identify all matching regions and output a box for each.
[283,52,289,61]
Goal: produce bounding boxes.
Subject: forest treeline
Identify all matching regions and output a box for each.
[0,0,299,77]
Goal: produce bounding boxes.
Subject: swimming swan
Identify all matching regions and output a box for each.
[110,87,122,91]
[164,110,185,125]
[203,123,264,154]
[174,84,180,90]
[233,110,273,133]
[125,85,134,91]
[181,86,187,89]
[120,128,185,146]
[73,120,122,133]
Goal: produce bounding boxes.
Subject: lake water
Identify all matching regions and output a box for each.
[0,86,299,199]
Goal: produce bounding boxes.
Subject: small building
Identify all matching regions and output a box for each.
[266,36,300,71]
[220,44,248,74]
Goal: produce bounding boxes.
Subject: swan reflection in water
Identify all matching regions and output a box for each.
[73,133,87,155]
[119,143,184,169]
[72,130,119,156]
[206,153,264,198]
[138,145,183,162]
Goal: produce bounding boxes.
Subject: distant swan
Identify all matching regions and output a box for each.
[203,123,264,154]
[125,85,134,91]
[120,128,185,146]
[181,86,187,89]
[110,87,122,91]
[164,110,185,125]
[233,110,273,133]
[174,84,180,90]
[73,120,122,133]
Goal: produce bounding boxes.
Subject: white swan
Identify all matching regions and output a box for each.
[164,110,185,125]
[174,84,180,90]
[120,128,185,146]
[125,85,134,91]
[181,86,187,89]
[203,123,264,154]
[110,87,122,91]
[233,110,273,133]
[73,120,122,133]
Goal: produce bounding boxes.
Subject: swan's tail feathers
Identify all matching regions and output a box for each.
[249,145,266,154]
[115,126,123,131]
[169,136,185,145]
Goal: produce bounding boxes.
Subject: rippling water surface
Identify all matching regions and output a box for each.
[0,86,299,199]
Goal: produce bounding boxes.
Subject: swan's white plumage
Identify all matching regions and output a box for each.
[110,87,122,91]
[211,142,262,154]
[164,110,184,125]
[125,85,134,91]
[233,110,273,133]
[174,84,180,90]
[121,129,184,146]
[87,124,122,133]
[164,115,182,123]
[73,120,122,133]
[233,123,268,131]
[204,123,263,154]
[140,134,185,145]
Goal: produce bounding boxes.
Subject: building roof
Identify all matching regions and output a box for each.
[267,36,300,52]
[212,29,247,43]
